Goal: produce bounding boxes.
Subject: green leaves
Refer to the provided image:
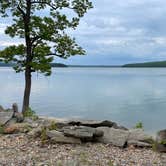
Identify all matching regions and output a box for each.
[0,0,93,75]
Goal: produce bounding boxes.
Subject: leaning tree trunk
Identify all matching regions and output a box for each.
[22,67,31,113]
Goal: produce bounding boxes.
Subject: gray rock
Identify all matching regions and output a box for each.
[156,129,166,143]
[128,129,152,143]
[46,130,81,144]
[14,112,24,123]
[68,120,117,128]
[128,140,152,148]
[12,103,18,113]
[5,118,17,126]
[156,129,166,153]
[96,127,129,147]
[62,126,103,141]
[0,110,14,125]
[0,105,4,112]
[28,127,43,138]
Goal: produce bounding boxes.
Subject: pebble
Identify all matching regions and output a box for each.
[0,134,165,165]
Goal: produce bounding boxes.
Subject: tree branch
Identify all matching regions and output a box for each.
[31,1,59,10]
[17,4,26,17]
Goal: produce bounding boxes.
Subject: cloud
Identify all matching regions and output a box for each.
[1,0,166,65]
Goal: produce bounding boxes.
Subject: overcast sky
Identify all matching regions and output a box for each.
[1,0,166,65]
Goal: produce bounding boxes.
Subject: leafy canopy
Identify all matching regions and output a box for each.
[0,0,93,75]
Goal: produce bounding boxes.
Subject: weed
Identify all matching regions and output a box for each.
[134,122,143,129]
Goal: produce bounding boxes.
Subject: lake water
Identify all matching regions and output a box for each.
[0,67,166,134]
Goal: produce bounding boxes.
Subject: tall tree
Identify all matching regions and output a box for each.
[0,0,93,113]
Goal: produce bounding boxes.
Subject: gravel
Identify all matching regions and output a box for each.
[0,134,165,166]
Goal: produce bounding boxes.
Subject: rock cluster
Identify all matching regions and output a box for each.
[0,104,165,153]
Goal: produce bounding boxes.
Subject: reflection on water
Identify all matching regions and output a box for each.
[0,67,166,134]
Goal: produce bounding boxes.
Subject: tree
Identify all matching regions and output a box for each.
[0,0,93,113]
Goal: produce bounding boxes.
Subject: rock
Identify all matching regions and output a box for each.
[128,140,152,148]
[14,112,24,123]
[28,127,43,138]
[62,126,103,141]
[96,127,129,147]
[5,118,17,126]
[68,120,117,128]
[156,129,166,153]
[128,129,152,143]
[126,129,153,148]
[4,123,32,134]
[0,105,4,112]
[12,103,18,113]
[156,129,166,143]
[156,143,166,153]
[0,110,14,125]
[46,130,81,144]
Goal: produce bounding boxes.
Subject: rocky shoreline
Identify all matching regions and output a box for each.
[0,104,166,165]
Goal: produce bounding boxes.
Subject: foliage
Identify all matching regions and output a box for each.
[0,0,93,75]
[23,107,38,120]
[48,121,57,130]
[41,127,48,144]
[134,122,143,129]
[160,140,166,145]
[123,60,166,67]
[0,0,93,112]
[0,125,4,134]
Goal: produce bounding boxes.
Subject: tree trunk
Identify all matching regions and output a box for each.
[22,0,32,113]
[22,67,31,113]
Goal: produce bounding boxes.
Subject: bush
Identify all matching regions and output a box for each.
[134,122,143,129]
[23,107,38,120]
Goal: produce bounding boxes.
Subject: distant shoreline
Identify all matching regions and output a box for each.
[1,60,166,68]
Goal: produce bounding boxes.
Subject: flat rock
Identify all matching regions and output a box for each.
[128,140,152,148]
[68,120,116,128]
[156,129,166,153]
[0,111,14,125]
[96,127,129,147]
[62,126,104,141]
[128,129,152,143]
[46,130,81,144]
[4,123,32,134]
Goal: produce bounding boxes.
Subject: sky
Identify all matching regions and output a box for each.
[1,0,166,65]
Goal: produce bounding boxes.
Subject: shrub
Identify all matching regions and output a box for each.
[23,107,38,120]
[134,122,143,129]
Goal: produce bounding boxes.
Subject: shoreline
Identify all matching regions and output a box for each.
[0,104,166,165]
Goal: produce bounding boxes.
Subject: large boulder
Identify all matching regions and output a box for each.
[156,129,166,153]
[62,126,104,141]
[127,129,152,147]
[46,130,81,144]
[96,127,129,147]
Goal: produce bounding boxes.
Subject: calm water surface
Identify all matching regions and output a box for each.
[0,67,166,134]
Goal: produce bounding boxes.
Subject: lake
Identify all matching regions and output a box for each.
[0,67,166,134]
